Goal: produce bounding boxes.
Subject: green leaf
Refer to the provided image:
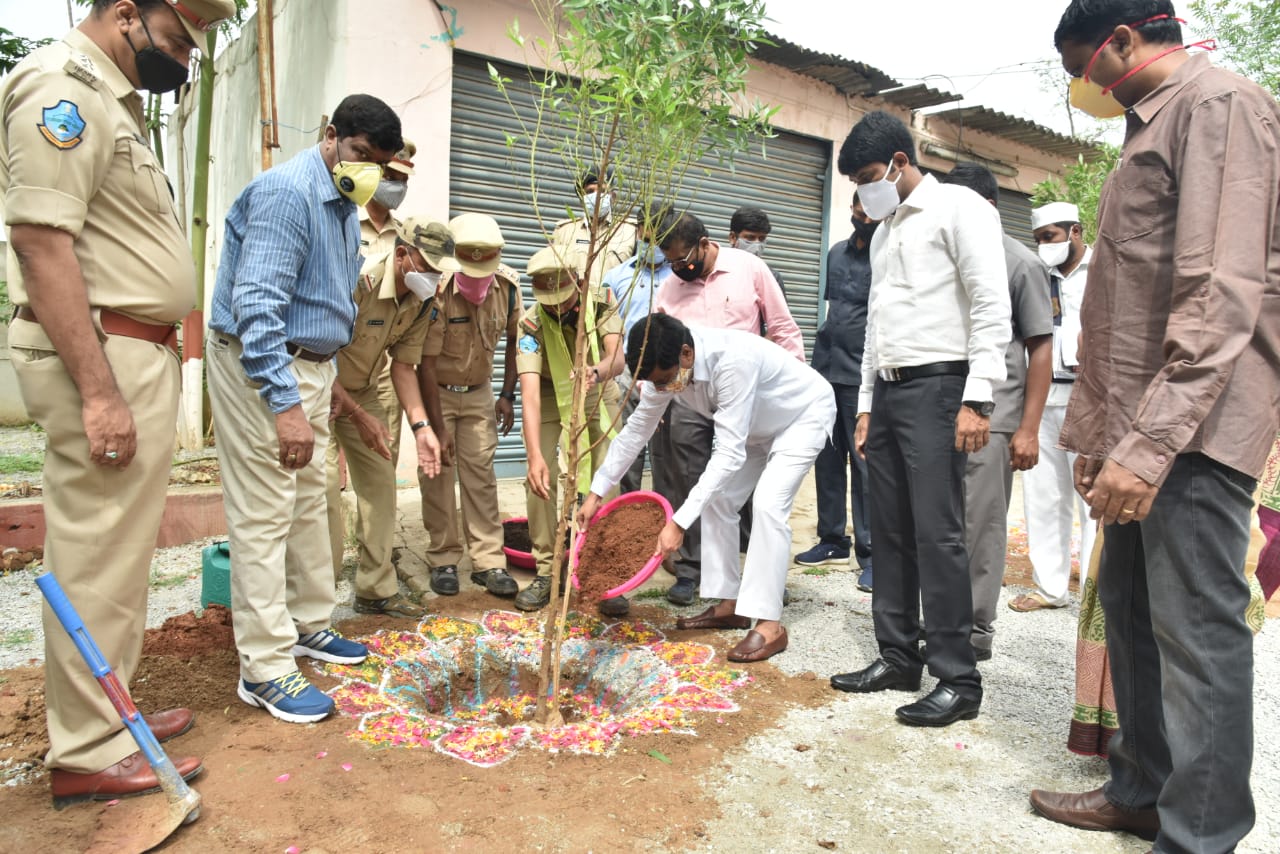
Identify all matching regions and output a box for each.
[647,749,672,764]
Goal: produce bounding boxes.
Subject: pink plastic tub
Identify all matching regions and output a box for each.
[501,517,537,570]
[572,490,674,599]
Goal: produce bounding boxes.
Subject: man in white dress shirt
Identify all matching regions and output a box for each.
[578,313,834,663]
[828,111,1011,728]
[1012,201,1097,613]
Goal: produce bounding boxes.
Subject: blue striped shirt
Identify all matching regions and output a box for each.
[210,146,359,412]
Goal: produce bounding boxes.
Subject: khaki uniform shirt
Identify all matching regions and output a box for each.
[335,250,431,392]
[1059,54,1280,485]
[423,263,521,388]
[515,292,622,382]
[0,30,194,323]
[551,217,637,289]
[359,208,399,266]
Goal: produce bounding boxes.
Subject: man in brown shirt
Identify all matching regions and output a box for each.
[418,212,521,599]
[1030,4,1280,851]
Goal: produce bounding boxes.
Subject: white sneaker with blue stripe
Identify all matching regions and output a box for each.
[237,671,334,723]
[292,628,368,664]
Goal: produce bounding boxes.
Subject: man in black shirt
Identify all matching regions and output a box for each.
[794,198,877,592]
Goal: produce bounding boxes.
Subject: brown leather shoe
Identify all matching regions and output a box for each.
[144,707,195,743]
[50,750,204,809]
[1029,787,1159,841]
[727,628,788,662]
[675,605,751,631]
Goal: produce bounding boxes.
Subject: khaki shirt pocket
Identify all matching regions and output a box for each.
[125,138,173,217]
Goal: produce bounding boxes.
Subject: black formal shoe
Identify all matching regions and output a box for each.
[430,565,459,596]
[895,684,981,727]
[830,659,922,693]
[666,577,698,606]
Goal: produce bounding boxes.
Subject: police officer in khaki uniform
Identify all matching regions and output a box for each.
[326,217,449,617]
[418,213,521,598]
[1,0,235,807]
[512,246,625,613]
[361,138,416,457]
[550,168,637,289]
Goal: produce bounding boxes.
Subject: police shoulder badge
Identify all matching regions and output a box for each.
[517,334,540,354]
[38,100,86,150]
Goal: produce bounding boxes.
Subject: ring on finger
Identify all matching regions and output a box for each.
[105,450,119,460]
[1120,507,1136,515]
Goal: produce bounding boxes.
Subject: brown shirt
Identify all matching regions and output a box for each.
[422,264,521,387]
[551,217,637,289]
[335,251,431,392]
[1059,54,1280,485]
[1,29,195,324]
[515,290,622,382]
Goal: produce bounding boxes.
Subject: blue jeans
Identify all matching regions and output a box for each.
[1100,453,1256,854]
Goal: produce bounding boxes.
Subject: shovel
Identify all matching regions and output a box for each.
[36,572,201,852]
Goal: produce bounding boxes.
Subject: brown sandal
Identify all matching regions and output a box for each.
[1008,592,1064,612]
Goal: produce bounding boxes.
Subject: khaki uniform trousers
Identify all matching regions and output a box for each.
[419,386,504,570]
[376,365,403,462]
[10,326,177,773]
[527,380,621,577]
[206,335,337,683]
[325,384,399,599]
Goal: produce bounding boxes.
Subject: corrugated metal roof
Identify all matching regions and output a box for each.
[752,34,1103,161]
[751,34,899,96]
[925,105,1102,160]
[874,84,962,111]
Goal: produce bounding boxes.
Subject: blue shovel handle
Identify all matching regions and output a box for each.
[35,572,192,799]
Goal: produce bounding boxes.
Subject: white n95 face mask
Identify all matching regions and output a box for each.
[1038,241,1071,268]
[404,271,441,300]
[856,161,903,220]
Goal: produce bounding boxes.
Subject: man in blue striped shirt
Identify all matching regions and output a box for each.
[207,94,402,724]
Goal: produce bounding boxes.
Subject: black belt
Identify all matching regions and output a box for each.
[286,342,335,363]
[877,360,968,383]
[440,383,485,393]
[1052,377,1075,384]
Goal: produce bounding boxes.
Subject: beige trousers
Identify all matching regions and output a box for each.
[10,320,178,773]
[527,380,620,577]
[376,363,403,462]
[418,387,504,570]
[206,335,336,683]
[325,384,399,599]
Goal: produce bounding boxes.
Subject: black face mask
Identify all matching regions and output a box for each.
[852,219,879,246]
[127,14,189,93]
[555,307,580,327]
[670,255,706,282]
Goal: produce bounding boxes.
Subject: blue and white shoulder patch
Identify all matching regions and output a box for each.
[517,334,540,354]
[38,100,86,150]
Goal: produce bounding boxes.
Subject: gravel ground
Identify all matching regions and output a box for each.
[1,469,1276,852]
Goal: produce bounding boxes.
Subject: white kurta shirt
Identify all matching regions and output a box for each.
[591,325,833,530]
[1051,244,1091,379]
[857,174,1012,413]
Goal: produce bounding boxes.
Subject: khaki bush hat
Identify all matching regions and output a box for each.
[397,217,462,273]
[449,213,505,276]
[163,0,238,48]
[526,245,583,305]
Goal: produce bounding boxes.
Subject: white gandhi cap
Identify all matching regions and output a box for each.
[1031,202,1081,230]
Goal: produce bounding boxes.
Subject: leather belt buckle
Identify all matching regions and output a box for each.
[877,367,903,382]
[443,384,472,393]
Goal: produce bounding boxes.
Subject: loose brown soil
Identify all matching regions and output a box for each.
[577,503,666,602]
[0,546,42,573]
[140,605,234,660]
[0,591,830,853]
[501,518,533,553]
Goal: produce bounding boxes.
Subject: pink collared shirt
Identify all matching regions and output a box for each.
[654,242,804,360]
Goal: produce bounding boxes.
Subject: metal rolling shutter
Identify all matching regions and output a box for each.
[450,53,830,477]
[997,189,1035,249]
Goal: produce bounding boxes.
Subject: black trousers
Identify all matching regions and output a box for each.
[867,375,980,698]
[815,382,872,567]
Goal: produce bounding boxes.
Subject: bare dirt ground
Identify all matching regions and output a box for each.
[1,469,1277,853]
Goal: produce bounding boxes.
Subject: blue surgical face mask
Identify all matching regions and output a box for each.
[637,238,666,267]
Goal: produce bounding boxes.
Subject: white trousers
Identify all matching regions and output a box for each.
[700,397,834,621]
[1022,399,1096,604]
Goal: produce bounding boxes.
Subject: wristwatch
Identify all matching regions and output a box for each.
[498,390,516,402]
[962,400,995,418]
[409,420,430,433]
